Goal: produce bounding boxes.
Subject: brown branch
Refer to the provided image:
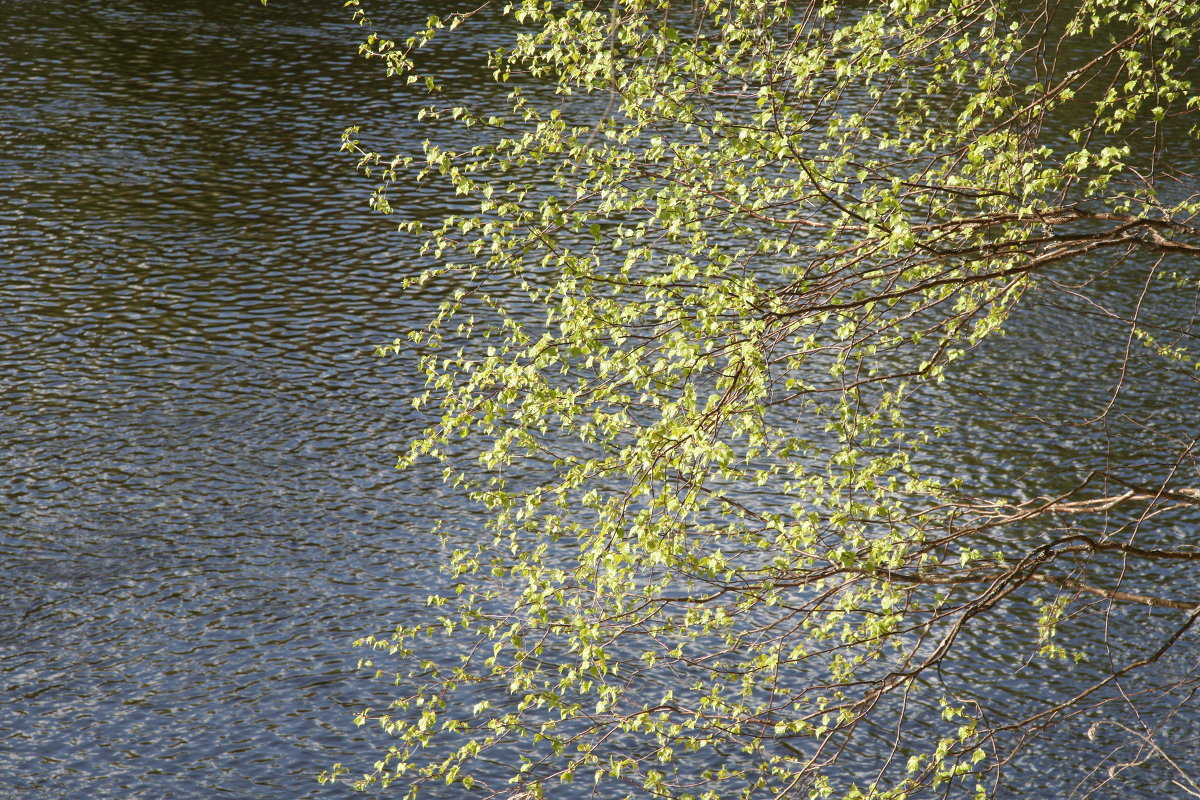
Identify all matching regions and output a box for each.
[877,566,1198,610]
[1027,574,1200,611]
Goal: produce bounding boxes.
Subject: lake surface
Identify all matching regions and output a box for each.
[0,2,464,797]
[1,2,1198,798]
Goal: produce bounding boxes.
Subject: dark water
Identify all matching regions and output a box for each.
[0,2,470,797]
[2,2,1198,799]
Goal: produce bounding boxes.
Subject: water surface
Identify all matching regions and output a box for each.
[2,2,1198,799]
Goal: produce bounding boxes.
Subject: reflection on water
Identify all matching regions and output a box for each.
[0,2,469,797]
[1,1,1198,799]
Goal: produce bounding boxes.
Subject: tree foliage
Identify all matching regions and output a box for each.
[325,0,1200,797]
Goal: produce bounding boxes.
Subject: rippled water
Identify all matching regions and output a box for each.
[0,2,474,797]
[2,2,1199,798]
